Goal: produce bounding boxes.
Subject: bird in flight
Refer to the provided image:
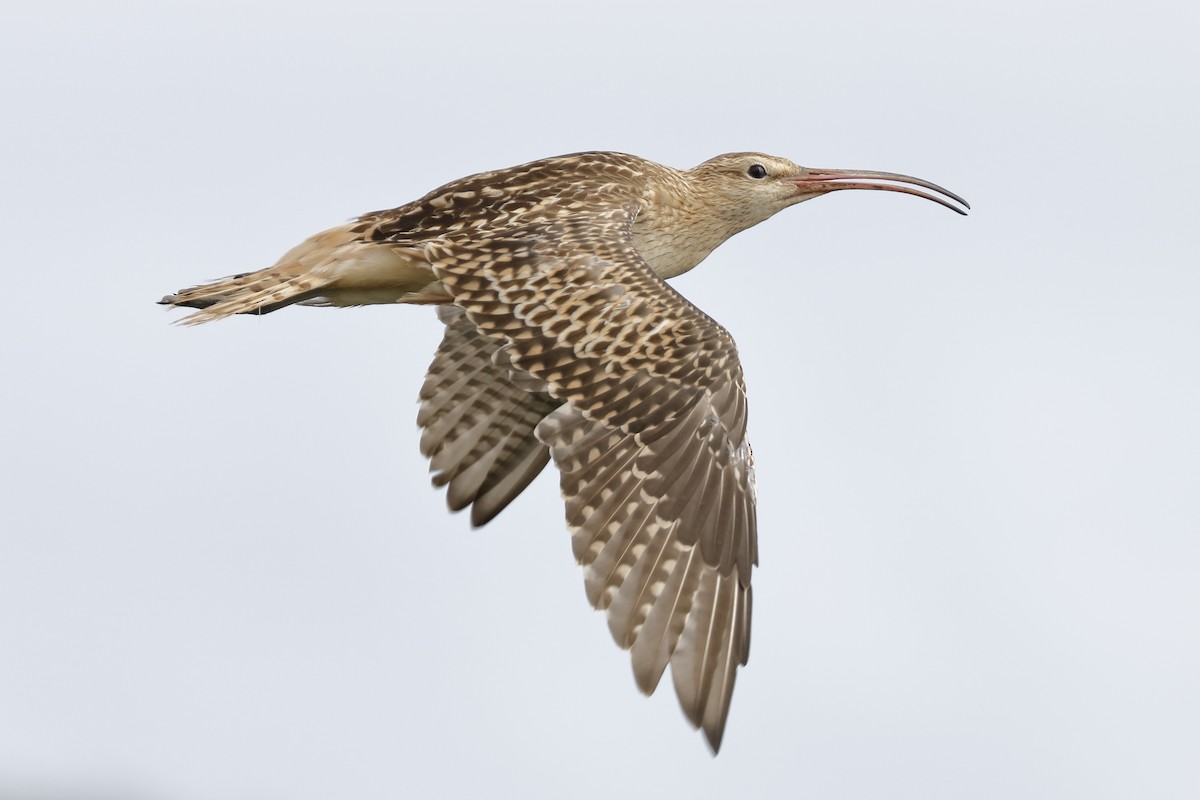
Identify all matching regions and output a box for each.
[160,151,968,752]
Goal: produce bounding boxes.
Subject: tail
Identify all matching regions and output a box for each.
[159,223,368,325]
[158,265,325,326]
[159,222,442,326]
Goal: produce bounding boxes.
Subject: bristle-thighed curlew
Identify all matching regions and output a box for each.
[160,151,968,752]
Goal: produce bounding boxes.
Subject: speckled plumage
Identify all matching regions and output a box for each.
[160,150,967,752]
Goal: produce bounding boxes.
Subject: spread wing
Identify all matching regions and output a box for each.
[424,211,757,752]
[418,305,559,526]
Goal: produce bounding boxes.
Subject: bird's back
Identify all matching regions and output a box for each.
[351,151,662,245]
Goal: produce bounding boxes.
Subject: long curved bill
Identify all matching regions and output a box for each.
[787,168,970,215]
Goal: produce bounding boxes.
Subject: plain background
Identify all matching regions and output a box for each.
[2,1,1197,798]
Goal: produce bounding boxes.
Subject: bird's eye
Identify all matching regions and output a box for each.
[747,164,768,179]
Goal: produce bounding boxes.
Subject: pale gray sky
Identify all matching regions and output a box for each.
[2,1,1198,798]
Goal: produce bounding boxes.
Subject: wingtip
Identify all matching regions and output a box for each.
[703,725,724,755]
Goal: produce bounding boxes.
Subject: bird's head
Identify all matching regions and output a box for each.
[687,152,969,236]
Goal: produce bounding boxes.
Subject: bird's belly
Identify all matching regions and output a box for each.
[304,284,449,307]
[303,241,447,306]
[327,244,435,291]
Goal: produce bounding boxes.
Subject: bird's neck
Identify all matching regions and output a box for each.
[632,172,744,280]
